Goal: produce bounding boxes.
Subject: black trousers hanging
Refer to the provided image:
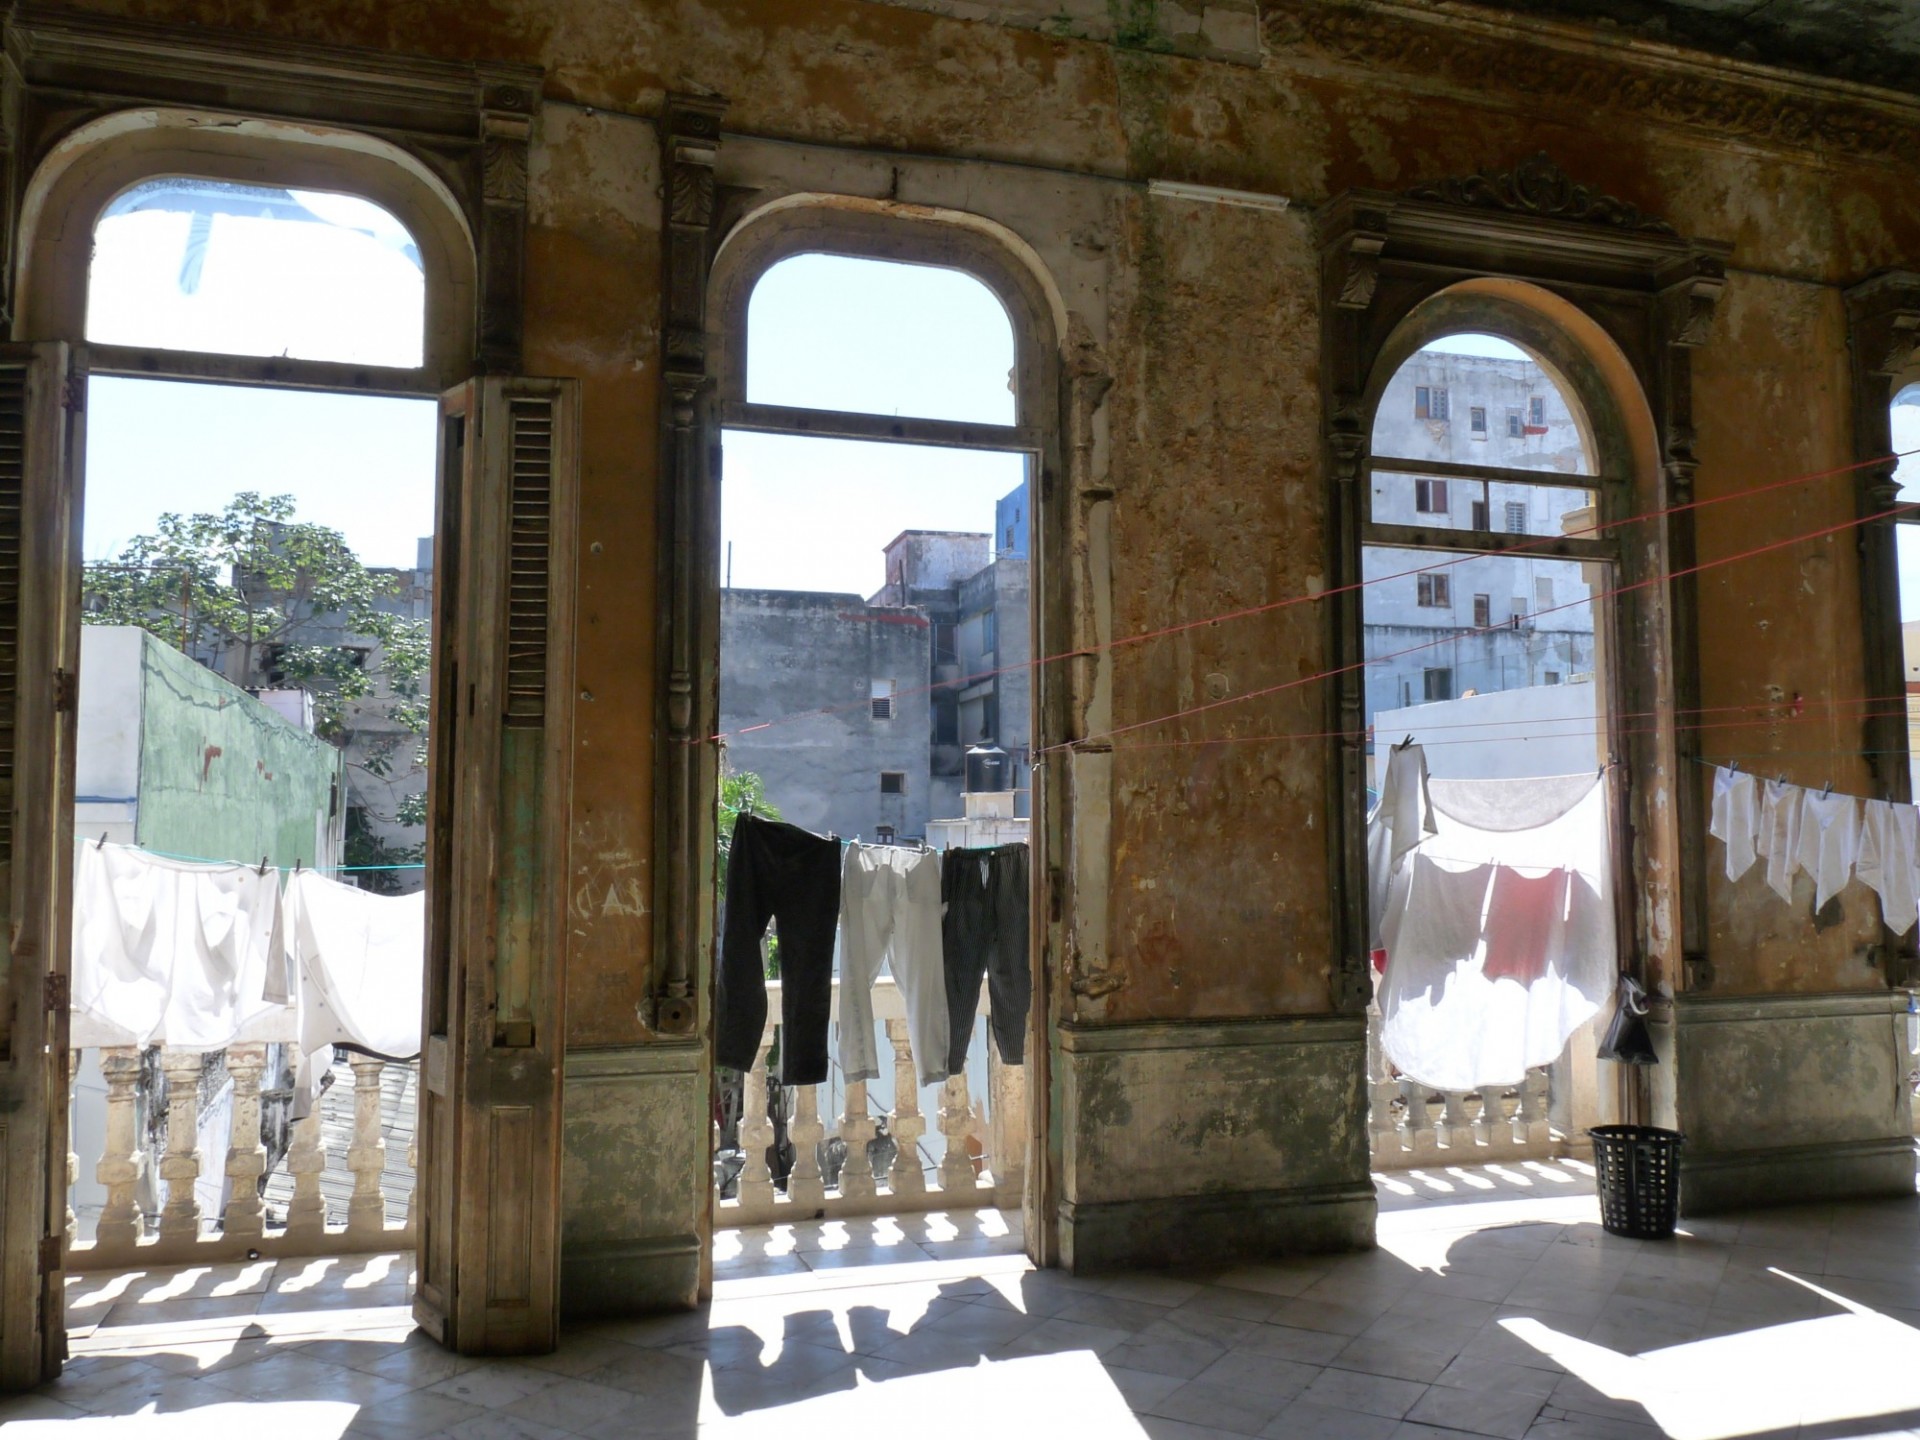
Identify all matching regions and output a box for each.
[940,843,1031,1075]
[717,813,842,1085]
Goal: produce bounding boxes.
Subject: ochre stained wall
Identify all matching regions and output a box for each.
[58,0,1920,1034]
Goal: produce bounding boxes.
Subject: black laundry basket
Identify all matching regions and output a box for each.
[1589,1125,1683,1239]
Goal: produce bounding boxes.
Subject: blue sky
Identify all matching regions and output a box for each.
[82,218,1027,593]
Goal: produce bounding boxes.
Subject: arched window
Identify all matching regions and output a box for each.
[1891,384,1920,798]
[1363,330,1608,776]
[88,176,425,368]
[746,253,1015,426]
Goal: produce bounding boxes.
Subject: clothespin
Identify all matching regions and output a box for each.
[294,859,303,874]
[257,855,270,875]
[1729,759,1741,774]
[95,832,107,850]
[1821,780,1833,799]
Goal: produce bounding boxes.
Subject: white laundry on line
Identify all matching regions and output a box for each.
[1374,759,1615,1092]
[283,869,425,1062]
[71,841,285,1050]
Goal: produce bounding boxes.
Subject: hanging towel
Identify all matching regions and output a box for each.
[1856,800,1920,937]
[1757,779,1806,905]
[283,869,425,1061]
[837,842,949,1088]
[1708,767,1761,883]
[71,841,284,1049]
[1795,790,1860,913]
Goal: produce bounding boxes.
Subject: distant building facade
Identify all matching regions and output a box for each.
[718,587,933,843]
[721,482,1034,843]
[1364,351,1598,727]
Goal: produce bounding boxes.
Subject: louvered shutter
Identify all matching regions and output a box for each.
[413,377,577,1356]
[0,344,83,1389]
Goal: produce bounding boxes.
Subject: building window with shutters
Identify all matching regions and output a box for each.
[1415,384,1449,420]
[1415,478,1449,514]
[1473,594,1491,627]
[1506,501,1529,533]
[1417,573,1452,608]
[1470,406,1487,435]
[871,679,895,720]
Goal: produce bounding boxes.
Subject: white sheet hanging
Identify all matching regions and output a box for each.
[1857,800,1920,937]
[283,869,425,1061]
[1709,767,1761,883]
[1367,744,1435,961]
[1376,772,1614,1091]
[71,842,285,1049]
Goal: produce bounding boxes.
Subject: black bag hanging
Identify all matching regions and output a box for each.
[1596,974,1658,1065]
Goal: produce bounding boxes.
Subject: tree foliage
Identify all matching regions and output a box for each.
[83,491,428,743]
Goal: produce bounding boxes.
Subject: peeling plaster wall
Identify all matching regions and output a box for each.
[43,0,1920,1269]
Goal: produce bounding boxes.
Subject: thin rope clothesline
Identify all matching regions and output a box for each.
[703,446,1920,747]
[1044,493,1920,756]
[1082,691,1918,757]
[101,840,423,873]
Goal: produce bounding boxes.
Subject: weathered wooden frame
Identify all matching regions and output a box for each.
[0,4,545,1383]
[1317,157,1728,1020]
[1844,270,1920,986]
[651,164,1066,1263]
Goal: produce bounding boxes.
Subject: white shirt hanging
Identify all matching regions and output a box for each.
[1708,767,1761,883]
[1856,800,1919,937]
[1757,779,1806,905]
[1795,790,1859,913]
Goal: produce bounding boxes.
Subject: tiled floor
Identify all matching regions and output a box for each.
[6,1158,1920,1438]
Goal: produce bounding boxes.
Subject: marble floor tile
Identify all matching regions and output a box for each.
[15,1169,1920,1439]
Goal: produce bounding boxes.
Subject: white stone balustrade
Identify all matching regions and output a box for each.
[717,975,1021,1225]
[1366,1003,1561,1168]
[67,1038,418,1272]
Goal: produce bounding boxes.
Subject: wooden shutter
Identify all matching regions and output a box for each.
[0,344,83,1388]
[413,377,577,1355]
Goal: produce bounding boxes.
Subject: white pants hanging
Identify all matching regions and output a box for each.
[837,844,949,1087]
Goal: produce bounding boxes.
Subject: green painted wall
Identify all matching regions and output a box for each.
[131,631,342,869]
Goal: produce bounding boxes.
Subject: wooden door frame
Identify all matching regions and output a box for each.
[0,7,541,1385]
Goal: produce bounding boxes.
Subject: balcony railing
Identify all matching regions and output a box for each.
[68,1008,416,1271]
[1365,1002,1558,1169]
[716,976,1023,1226]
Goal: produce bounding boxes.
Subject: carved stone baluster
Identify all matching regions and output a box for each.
[936,1072,976,1195]
[222,1044,268,1244]
[347,1056,390,1236]
[837,1080,877,1203]
[1366,1004,1402,1168]
[285,1092,329,1243]
[1441,1089,1476,1154]
[156,1049,205,1245]
[885,1019,926,1197]
[94,1047,144,1254]
[736,1035,776,1216]
[1469,1088,1494,1150]
[64,1051,79,1249]
[1518,1066,1552,1152]
[1399,1078,1438,1161]
[786,1079,826,1214]
[987,1032,1028,1206]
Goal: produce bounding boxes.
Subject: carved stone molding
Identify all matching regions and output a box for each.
[1265,0,1920,168]
[2,4,542,371]
[651,92,727,1038]
[1408,154,1675,236]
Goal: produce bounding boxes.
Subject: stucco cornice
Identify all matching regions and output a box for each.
[1263,0,1920,168]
